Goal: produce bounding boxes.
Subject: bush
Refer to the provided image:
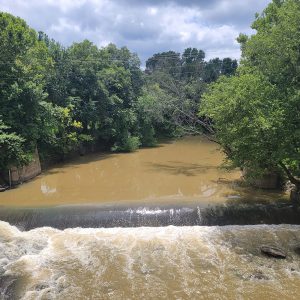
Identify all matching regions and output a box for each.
[140,124,157,147]
[111,135,141,152]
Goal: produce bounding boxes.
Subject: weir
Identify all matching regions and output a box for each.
[0,203,299,230]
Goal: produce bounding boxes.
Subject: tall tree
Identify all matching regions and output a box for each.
[201,0,300,198]
[0,12,51,168]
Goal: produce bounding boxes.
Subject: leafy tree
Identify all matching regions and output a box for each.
[44,39,143,153]
[144,48,235,137]
[201,0,300,198]
[181,48,205,80]
[204,58,238,83]
[202,69,283,172]
[136,83,176,145]
[37,101,92,160]
[0,12,51,166]
[241,0,300,90]
[0,121,29,172]
[146,51,181,78]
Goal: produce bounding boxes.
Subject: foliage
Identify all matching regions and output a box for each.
[37,101,92,159]
[111,135,141,152]
[202,69,283,174]
[144,49,237,137]
[0,121,29,170]
[136,84,175,144]
[201,0,300,188]
[0,12,51,164]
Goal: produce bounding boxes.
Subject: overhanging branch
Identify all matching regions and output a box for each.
[279,161,300,187]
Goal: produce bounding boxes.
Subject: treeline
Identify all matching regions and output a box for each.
[0,12,237,174]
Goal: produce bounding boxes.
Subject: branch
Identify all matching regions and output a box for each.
[279,161,300,187]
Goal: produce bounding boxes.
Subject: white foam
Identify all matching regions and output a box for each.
[1,222,300,299]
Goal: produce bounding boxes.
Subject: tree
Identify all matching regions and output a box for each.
[0,121,28,172]
[201,0,300,198]
[144,48,235,137]
[44,40,143,153]
[0,12,52,167]
[136,83,177,144]
[201,69,284,173]
[146,51,181,78]
[204,58,238,83]
[181,48,205,80]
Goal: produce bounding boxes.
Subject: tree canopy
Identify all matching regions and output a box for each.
[201,0,300,189]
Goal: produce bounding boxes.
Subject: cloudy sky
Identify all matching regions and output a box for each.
[0,0,270,64]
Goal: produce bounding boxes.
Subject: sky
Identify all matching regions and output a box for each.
[0,0,270,64]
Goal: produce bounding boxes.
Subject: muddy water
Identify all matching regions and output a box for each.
[0,137,286,207]
[1,221,300,299]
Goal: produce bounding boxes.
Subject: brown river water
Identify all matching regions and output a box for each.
[0,136,286,207]
[1,136,299,299]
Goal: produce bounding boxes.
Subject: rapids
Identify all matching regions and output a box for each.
[1,222,300,299]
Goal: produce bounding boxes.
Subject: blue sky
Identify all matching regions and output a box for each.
[0,0,270,63]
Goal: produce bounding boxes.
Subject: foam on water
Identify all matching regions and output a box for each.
[1,221,300,299]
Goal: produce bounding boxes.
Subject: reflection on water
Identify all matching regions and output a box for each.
[40,181,57,195]
[1,222,300,299]
[0,137,287,207]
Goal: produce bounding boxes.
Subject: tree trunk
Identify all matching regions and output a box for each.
[278,162,300,205]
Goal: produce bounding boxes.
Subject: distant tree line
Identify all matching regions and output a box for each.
[0,11,237,178]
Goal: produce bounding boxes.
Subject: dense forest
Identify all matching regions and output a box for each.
[0,11,237,177]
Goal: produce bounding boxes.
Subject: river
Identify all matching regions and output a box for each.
[1,136,300,299]
[0,136,286,207]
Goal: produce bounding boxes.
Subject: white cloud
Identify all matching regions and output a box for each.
[50,18,81,33]
[0,0,271,63]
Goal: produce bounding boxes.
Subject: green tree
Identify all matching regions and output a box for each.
[146,51,181,78]
[204,58,238,83]
[136,83,176,145]
[0,12,52,166]
[181,48,205,80]
[202,69,284,173]
[0,121,28,172]
[201,0,300,198]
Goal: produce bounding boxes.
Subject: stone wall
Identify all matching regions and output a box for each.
[251,173,280,189]
[10,148,41,185]
[242,168,280,189]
